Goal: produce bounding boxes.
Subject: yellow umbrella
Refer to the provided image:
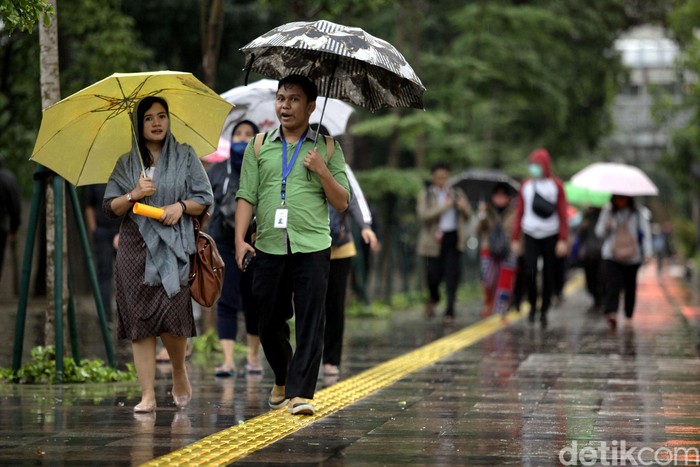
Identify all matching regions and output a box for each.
[30,71,233,186]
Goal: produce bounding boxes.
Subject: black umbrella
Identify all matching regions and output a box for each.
[240,19,426,116]
[450,169,520,206]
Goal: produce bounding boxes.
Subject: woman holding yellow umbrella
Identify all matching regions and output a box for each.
[104,96,213,413]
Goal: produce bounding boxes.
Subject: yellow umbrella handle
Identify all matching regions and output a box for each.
[133,203,164,219]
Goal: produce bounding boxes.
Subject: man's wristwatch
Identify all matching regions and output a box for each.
[126,192,135,203]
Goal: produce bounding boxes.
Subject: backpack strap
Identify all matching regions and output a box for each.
[253,132,267,159]
[324,135,335,161]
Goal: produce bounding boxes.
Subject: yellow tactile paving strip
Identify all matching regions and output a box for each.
[144,275,583,466]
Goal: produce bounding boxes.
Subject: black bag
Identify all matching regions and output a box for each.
[218,167,238,229]
[329,207,347,245]
[488,222,509,261]
[532,189,556,218]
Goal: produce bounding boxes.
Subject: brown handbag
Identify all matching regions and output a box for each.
[189,214,225,307]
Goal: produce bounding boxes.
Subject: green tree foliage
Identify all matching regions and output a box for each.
[0,0,53,34]
[663,0,700,237]
[0,0,151,192]
[121,0,288,93]
[423,0,630,174]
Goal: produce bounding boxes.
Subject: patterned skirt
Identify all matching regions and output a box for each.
[114,216,195,341]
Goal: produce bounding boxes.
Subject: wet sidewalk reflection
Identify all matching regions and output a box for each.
[1,263,699,465]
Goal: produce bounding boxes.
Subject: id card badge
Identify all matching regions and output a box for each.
[274,208,288,229]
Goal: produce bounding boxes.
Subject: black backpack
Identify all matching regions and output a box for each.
[488,221,509,260]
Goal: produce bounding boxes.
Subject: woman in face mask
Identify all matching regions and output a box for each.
[510,148,569,327]
[206,120,265,377]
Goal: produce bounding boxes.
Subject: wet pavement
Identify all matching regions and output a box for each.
[1,262,700,466]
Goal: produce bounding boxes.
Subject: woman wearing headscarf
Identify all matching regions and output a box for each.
[104,96,213,413]
[510,148,568,327]
[207,120,263,377]
[594,195,652,330]
[475,182,516,319]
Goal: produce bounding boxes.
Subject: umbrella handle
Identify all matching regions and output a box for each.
[127,113,147,177]
[312,54,339,148]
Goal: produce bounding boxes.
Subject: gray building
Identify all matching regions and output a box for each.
[606,25,692,164]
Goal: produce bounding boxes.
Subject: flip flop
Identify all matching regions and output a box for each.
[245,363,264,375]
[214,366,236,378]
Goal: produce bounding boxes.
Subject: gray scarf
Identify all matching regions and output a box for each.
[105,132,214,297]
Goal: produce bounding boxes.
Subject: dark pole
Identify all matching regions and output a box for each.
[67,185,115,366]
[11,171,46,372]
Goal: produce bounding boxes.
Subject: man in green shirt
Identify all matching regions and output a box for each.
[235,74,350,416]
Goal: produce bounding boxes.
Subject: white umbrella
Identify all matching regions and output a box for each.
[203,79,354,162]
[570,162,658,197]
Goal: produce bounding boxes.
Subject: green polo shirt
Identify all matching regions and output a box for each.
[236,127,350,255]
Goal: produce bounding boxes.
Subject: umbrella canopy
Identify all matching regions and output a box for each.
[449,169,520,206]
[30,71,233,186]
[570,162,658,197]
[564,182,611,208]
[240,19,425,112]
[204,79,354,162]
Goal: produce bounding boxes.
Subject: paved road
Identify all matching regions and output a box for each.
[1,263,699,466]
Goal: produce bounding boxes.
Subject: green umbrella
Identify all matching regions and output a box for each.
[564,182,610,207]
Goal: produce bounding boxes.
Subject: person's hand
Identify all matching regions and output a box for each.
[361,228,380,252]
[605,218,614,233]
[160,203,185,226]
[112,234,120,250]
[133,175,156,200]
[555,239,569,258]
[455,197,469,212]
[510,240,522,257]
[235,241,256,271]
[303,147,328,175]
[444,193,454,207]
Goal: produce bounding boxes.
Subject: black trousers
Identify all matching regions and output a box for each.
[92,228,116,321]
[582,256,604,308]
[216,249,258,341]
[253,248,330,399]
[523,233,558,317]
[603,259,640,318]
[324,257,352,366]
[425,231,461,316]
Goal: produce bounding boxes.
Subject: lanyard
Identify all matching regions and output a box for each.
[280,130,307,204]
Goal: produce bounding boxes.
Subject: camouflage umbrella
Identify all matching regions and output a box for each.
[239,19,425,112]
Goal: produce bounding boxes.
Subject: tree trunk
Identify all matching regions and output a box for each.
[386,4,407,169]
[201,0,224,89]
[411,0,426,169]
[39,0,64,348]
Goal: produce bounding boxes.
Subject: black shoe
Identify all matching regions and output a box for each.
[540,314,548,328]
[528,310,536,324]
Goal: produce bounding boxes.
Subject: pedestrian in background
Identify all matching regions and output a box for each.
[84,183,121,322]
[595,195,652,330]
[0,155,21,286]
[475,182,516,319]
[207,119,263,377]
[234,75,350,416]
[104,96,213,413]
[417,162,472,326]
[510,148,568,327]
[324,165,378,377]
[576,206,604,312]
